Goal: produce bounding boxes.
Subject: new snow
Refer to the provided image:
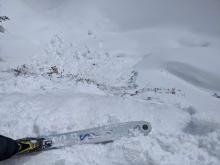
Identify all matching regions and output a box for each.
[0,0,220,164]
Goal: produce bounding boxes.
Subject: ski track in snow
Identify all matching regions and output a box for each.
[1,0,220,165]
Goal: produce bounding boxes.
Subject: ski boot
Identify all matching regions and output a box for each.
[16,138,51,154]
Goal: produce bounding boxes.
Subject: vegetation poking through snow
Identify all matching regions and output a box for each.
[8,64,183,100]
[213,93,220,99]
[0,16,9,33]
[127,71,138,88]
[47,66,64,77]
[0,16,9,22]
[13,65,33,76]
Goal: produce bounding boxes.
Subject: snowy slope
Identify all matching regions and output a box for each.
[0,0,220,165]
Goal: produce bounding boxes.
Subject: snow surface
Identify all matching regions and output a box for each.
[0,0,220,164]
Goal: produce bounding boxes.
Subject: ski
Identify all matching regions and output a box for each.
[16,121,151,154]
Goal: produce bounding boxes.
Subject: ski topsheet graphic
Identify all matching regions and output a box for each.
[16,121,151,154]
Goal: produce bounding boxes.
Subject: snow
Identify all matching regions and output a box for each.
[0,0,220,164]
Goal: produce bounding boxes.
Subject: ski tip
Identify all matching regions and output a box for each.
[138,121,152,135]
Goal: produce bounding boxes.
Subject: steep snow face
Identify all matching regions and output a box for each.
[96,0,220,35]
[0,0,220,165]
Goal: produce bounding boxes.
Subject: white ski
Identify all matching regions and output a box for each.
[16,121,151,154]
